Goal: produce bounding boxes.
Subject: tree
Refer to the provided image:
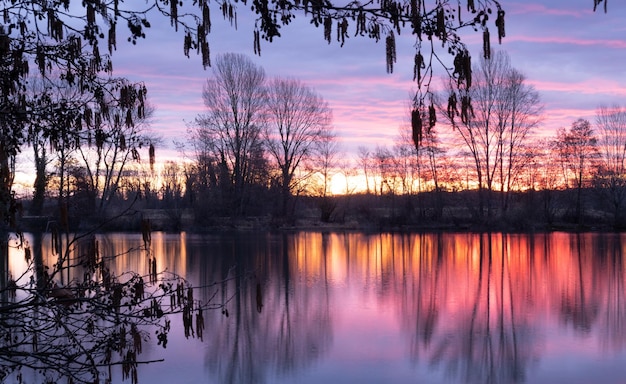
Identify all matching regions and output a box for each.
[161,161,185,205]
[439,50,542,219]
[75,86,155,217]
[413,124,447,218]
[525,144,560,224]
[554,118,599,224]
[493,69,542,211]
[193,53,267,216]
[0,0,516,380]
[338,158,359,195]
[0,0,515,220]
[0,4,219,380]
[393,134,418,196]
[29,135,50,217]
[594,105,626,227]
[23,76,59,217]
[357,146,373,195]
[311,127,340,222]
[159,160,187,229]
[373,145,396,195]
[264,77,332,217]
[184,123,222,213]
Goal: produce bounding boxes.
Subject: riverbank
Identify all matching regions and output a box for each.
[16,189,624,234]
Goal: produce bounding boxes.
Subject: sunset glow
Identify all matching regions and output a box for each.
[8,231,624,383]
[82,1,626,165]
[10,2,625,202]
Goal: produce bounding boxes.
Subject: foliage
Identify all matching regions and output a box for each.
[74,91,156,216]
[0,1,611,225]
[0,0,513,220]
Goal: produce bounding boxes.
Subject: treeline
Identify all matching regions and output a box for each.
[16,53,340,230]
[16,51,626,232]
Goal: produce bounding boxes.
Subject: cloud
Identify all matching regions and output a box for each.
[104,0,626,162]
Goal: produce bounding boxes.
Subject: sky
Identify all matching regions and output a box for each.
[13,1,626,189]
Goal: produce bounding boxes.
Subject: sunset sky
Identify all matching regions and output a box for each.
[11,1,626,188]
[105,0,626,164]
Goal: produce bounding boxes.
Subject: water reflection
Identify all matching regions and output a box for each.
[12,231,626,383]
[193,232,332,384]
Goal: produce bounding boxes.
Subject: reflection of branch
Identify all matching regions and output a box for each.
[424,235,538,384]
[560,235,599,333]
[202,234,333,384]
[0,233,225,384]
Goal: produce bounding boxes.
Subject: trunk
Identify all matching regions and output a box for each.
[30,142,47,216]
[281,168,291,218]
[0,142,13,226]
[0,230,8,305]
[0,140,14,305]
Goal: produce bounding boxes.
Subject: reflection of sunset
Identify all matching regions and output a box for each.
[9,231,626,383]
[7,232,192,291]
[286,232,626,383]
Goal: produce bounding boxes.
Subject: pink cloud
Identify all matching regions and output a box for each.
[508,2,590,18]
[528,78,626,96]
[509,35,626,50]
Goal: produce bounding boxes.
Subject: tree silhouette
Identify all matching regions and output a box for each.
[554,119,599,224]
[440,50,541,220]
[192,53,267,216]
[594,105,626,228]
[0,0,512,225]
[264,77,332,219]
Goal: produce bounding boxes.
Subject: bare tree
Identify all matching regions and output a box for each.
[337,158,359,195]
[264,77,332,217]
[494,70,542,211]
[393,136,418,195]
[193,53,267,216]
[595,105,626,226]
[440,50,542,219]
[373,145,396,195]
[185,123,221,209]
[75,83,156,216]
[357,146,373,195]
[554,118,599,223]
[527,144,560,224]
[418,126,447,218]
[311,127,340,222]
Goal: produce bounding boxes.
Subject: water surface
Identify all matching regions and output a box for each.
[11,231,626,383]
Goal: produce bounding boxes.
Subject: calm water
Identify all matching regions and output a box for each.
[10,231,626,383]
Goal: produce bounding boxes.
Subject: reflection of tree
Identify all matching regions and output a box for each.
[559,233,599,333]
[80,231,626,383]
[2,229,209,383]
[402,233,441,357]
[197,232,332,384]
[594,233,626,351]
[401,233,539,384]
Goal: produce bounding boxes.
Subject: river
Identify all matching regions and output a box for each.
[8,231,626,383]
